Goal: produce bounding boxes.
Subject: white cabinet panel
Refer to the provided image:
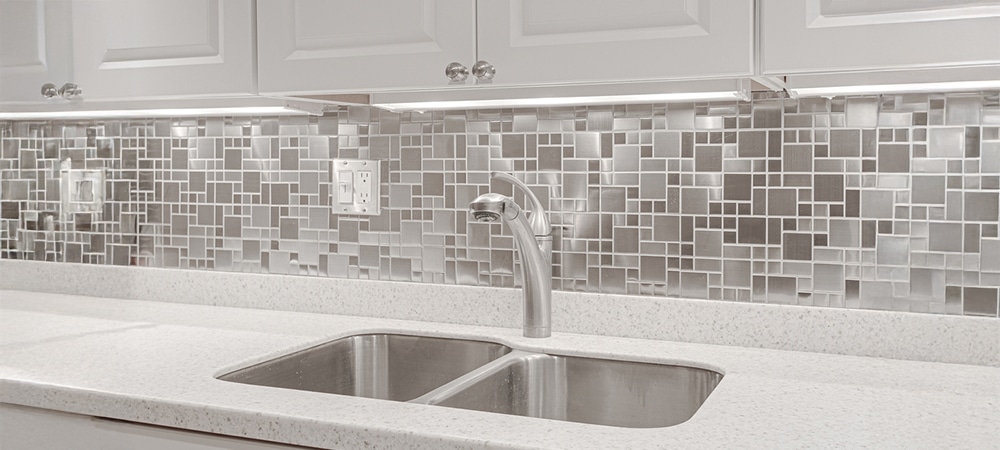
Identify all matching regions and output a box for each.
[257,0,476,94]
[71,0,255,100]
[476,0,753,86]
[0,0,72,103]
[762,0,1000,75]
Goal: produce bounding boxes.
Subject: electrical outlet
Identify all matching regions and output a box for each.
[331,159,380,215]
[357,171,373,204]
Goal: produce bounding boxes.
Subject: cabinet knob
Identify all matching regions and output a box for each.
[41,83,58,99]
[472,60,496,81]
[58,83,82,99]
[445,62,469,82]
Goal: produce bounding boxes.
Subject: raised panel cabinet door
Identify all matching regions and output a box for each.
[257,0,476,95]
[70,0,255,100]
[762,0,1000,74]
[475,0,754,86]
[0,0,72,103]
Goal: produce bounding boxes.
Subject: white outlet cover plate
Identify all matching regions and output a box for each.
[331,159,380,216]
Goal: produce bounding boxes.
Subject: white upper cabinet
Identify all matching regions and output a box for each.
[761,0,1000,75]
[477,0,753,86]
[0,0,72,103]
[1,0,254,104]
[71,0,255,101]
[256,0,476,95]
[256,0,752,95]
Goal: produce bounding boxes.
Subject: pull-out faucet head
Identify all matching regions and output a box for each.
[469,193,521,223]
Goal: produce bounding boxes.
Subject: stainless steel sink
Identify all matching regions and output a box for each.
[219,334,512,401]
[219,334,722,428]
[417,351,722,428]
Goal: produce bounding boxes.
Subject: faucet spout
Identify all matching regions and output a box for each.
[469,191,552,338]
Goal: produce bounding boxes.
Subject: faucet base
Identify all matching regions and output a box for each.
[523,327,551,339]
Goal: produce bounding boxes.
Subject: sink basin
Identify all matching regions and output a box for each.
[220,334,721,428]
[219,334,512,401]
[420,351,722,428]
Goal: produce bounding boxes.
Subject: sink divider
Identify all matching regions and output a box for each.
[409,350,540,406]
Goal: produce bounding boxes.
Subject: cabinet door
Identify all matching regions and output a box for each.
[475,0,753,86]
[762,0,1000,75]
[257,0,476,95]
[0,0,72,104]
[70,0,255,101]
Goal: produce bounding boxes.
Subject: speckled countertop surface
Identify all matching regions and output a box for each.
[1,290,998,449]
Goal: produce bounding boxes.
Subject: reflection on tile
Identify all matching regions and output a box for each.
[928,127,965,157]
[846,97,879,128]
[861,190,895,219]
[877,235,909,266]
[814,264,844,291]
[680,272,707,298]
[3,91,999,318]
[946,95,982,125]
[768,276,797,304]
[983,142,1000,174]
[980,240,1000,273]
[723,260,751,288]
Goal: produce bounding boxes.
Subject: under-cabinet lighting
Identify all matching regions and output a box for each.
[782,66,1000,98]
[789,80,1000,98]
[374,91,747,112]
[0,98,329,120]
[371,79,753,112]
[0,106,307,120]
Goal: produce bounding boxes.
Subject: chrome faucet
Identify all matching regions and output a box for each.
[468,172,552,338]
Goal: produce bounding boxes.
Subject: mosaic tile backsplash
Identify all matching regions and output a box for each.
[2,92,999,318]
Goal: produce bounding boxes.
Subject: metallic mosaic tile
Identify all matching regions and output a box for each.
[2,92,999,318]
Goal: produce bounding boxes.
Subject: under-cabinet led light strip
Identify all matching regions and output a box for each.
[0,106,307,120]
[371,78,754,112]
[790,80,1000,97]
[0,97,333,120]
[373,91,748,112]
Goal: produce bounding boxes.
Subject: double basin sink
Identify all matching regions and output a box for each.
[218,334,722,429]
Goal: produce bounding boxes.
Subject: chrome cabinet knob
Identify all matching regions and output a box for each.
[472,60,496,81]
[445,62,469,82]
[41,83,58,98]
[58,83,82,99]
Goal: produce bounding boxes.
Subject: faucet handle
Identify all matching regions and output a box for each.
[491,172,550,236]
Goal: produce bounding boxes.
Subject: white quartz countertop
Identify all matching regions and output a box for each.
[1,290,998,449]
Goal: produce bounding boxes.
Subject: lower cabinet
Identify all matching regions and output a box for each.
[0,403,311,450]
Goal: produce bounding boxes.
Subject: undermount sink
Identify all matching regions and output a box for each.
[418,351,722,428]
[219,334,512,401]
[219,333,722,428]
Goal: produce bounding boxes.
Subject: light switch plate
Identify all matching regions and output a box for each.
[331,159,380,215]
